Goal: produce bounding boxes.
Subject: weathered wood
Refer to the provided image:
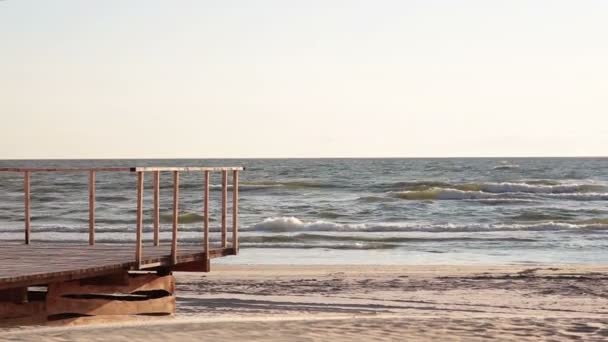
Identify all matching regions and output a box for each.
[24,171,31,245]
[0,243,233,291]
[204,171,210,263]
[136,172,144,267]
[0,287,28,304]
[0,301,45,320]
[47,273,175,297]
[171,260,209,272]
[221,170,228,248]
[47,293,175,316]
[233,170,239,254]
[89,170,96,245]
[171,171,179,264]
[0,167,132,173]
[1,164,244,303]
[153,171,160,246]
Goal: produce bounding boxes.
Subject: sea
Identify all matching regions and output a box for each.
[1,158,607,265]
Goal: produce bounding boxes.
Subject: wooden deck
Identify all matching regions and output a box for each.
[0,165,243,322]
[0,243,235,291]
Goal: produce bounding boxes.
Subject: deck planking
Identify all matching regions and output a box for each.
[0,243,234,290]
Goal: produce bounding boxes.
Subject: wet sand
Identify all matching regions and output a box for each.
[3,264,608,341]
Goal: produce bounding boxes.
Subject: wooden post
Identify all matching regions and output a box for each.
[204,171,210,270]
[232,170,239,254]
[171,171,179,264]
[89,170,96,245]
[136,172,144,267]
[221,170,227,248]
[153,171,160,246]
[24,171,31,245]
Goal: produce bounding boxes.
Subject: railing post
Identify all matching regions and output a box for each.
[171,171,179,264]
[153,171,160,246]
[232,170,239,254]
[136,171,144,267]
[24,171,31,245]
[89,170,96,245]
[221,170,227,248]
[204,171,210,271]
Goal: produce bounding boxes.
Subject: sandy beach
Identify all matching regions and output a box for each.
[2,264,608,341]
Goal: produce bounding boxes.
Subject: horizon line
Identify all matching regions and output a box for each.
[1,155,607,161]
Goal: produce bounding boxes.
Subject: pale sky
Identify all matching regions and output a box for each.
[1,0,607,158]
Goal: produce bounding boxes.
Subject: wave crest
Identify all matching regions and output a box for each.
[244,217,608,233]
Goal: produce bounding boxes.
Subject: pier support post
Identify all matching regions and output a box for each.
[153,171,160,246]
[89,170,96,245]
[24,171,31,245]
[136,172,144,267]
[203,171,210,272]
[171,171,179,264]
[232,170,239,254]
[221,170,227,247]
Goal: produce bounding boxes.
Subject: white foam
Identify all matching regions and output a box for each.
[245,217,608,233]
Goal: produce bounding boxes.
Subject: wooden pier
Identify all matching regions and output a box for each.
[0,166,243,323]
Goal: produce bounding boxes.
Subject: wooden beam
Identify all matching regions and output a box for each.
[133,167,244,172]
[46,292,175,317]
[171,171,179,264]
[204,171,210,266]
[232,170,239,254]
[0,166,244,173]
[153,171,160,247]
[89,170,96,245]
[0,167,132,173]
[221,170,228,248]
[47,273,175,297]
[0,287,28,304]
[24,171,31,245]
[136,172,144,267]
[0,245,235,291]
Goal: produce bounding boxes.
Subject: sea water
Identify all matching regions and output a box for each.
[1,158,607,265]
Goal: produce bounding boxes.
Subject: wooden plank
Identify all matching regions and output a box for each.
[221,170,227,248]
[0,167,132,173]
[47,293,175,316]
[89,170,96,245]
[233,170,239,254]
[24,171,31,245]
[0,244,233,290]
[0,287,28,304]
[136,172,144,267]
[47,274,175,297]
[171,171,179,264]
[0,301,46,320]
[0,167,244,173]
[153,171,160,246]
[171,261,206,272]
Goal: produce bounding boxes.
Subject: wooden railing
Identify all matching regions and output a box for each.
[0,166,243,267]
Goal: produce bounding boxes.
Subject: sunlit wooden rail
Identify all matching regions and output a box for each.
[0,166,243,265]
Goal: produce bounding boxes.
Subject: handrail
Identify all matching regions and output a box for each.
[0,167,244,172]
[0,166,242,269]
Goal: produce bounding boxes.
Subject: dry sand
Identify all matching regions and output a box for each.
[3,264,608,341]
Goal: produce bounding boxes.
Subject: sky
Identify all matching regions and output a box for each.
[1,0,607,159]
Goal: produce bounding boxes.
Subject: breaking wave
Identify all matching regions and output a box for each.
[386,181,605,194]
[244,216,608,233]
[385,181,608,201]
